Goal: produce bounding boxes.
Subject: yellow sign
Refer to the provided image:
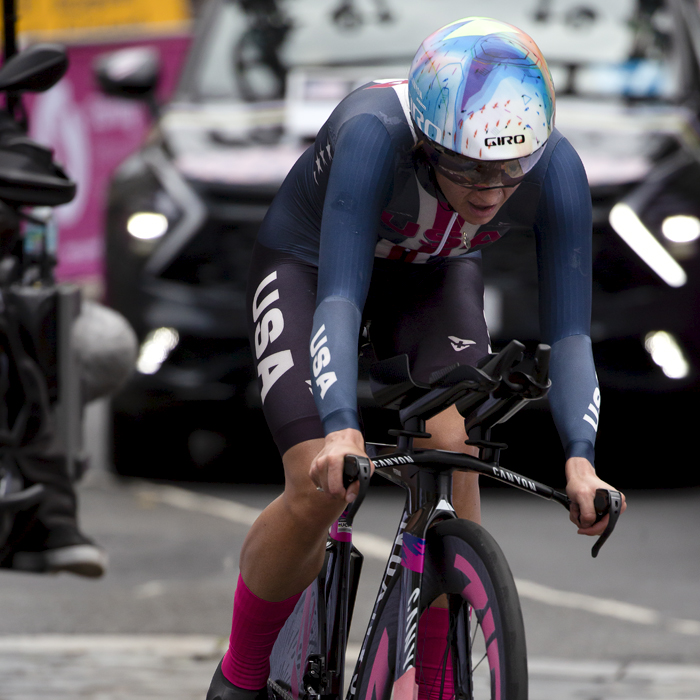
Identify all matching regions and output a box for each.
[6,0,190,40]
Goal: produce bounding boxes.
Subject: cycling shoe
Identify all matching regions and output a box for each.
[206,660,268,700]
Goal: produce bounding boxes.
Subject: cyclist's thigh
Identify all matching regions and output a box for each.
[246,242,325,457]
[368,257,486,519]
[366,254,490,383]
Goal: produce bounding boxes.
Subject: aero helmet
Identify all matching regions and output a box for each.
[409,17,555,188]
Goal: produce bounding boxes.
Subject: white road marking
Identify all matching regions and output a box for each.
[0,634,225,655]
[136,484,700,636]
[514,578,660,624]
[515,579,700,635]
[2,634,700,686]
[134,580,167,599]
[137,484,262,526]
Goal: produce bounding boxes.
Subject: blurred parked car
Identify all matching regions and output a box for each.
[98,0,700,485]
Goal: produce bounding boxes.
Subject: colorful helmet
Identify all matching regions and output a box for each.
[409,17,555,188]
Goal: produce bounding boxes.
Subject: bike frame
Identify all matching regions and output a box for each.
[272,343,622,700]
[292,439,572,700]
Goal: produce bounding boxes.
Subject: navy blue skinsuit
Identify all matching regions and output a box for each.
[256,79,600,464]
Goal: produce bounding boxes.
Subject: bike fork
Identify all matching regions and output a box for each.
[304,515,364,700]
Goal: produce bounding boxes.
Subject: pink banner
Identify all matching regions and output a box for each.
[25,34,191,286]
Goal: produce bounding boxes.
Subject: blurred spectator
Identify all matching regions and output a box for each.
[0,301,137,577]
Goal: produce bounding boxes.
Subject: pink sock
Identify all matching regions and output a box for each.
[416,607,454,700]
[221,574,302,690]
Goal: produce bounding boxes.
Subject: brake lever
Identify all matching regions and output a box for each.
[341,454,372,526]
[591,488,623,558]
[561,487,622,558]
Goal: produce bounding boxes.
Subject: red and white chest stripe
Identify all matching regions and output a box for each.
[374,81,501,262]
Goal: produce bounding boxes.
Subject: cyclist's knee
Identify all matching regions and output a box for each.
[280,439,346,528]
[454,470,479,493]
[419,405,469,453]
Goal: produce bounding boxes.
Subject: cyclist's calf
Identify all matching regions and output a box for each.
[238,438,347,601]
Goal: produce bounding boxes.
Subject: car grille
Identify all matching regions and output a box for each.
[156,180,273,290]
[160,217,260,288]
[164,335,253,380]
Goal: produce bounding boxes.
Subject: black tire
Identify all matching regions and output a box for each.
[419,518,528,700]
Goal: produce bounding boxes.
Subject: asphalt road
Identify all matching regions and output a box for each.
[1,402,699,699]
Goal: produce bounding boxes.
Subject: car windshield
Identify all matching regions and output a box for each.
[183,0,683,104]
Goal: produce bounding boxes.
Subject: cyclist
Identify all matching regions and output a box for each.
[207,17,626,700]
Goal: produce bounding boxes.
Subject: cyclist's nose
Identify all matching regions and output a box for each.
[467,187,503,204]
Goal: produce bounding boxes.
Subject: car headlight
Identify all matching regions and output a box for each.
[609,202,687,288]
[661,215,700,243]
[644,330,689,379]
[136,327,179,374]
[127,212,169,240]
[117,154,187,257]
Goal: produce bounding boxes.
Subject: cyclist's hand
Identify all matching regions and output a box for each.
[565,457,627,536]
[309,428,373,503]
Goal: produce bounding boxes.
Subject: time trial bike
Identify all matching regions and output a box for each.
[266,340,622,700]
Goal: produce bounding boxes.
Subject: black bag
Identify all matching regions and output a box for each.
[0,111,75,207]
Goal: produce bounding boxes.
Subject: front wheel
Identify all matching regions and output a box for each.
[419,518,528,700]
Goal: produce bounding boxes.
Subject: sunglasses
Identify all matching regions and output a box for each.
[421,140,545,189]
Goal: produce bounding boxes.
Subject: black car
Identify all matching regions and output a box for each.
[99,0,700,485]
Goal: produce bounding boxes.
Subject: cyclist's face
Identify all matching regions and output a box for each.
[435,172,520,226]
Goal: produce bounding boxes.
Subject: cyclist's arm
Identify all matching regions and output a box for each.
[308,114,395,498]
[533,138,626,531]
[534,138,597,461]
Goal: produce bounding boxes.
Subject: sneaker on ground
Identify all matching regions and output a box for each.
[9,524,108,578]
